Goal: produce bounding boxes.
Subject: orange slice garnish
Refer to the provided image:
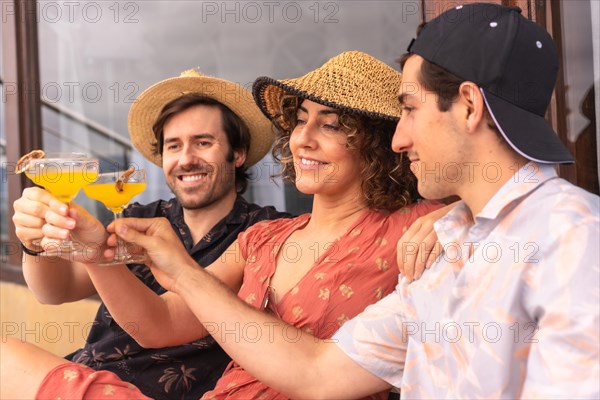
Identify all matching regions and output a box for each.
[15,150,46,174]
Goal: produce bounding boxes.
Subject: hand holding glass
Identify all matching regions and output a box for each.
[24,152,99,254]
[83,169,147,265]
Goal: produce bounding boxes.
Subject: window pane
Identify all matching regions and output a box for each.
[1,83,7,255]
[1,20,6,257]
[37,1,419,215]
[560,0,599,194]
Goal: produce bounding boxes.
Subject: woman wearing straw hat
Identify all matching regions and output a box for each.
[1,51,444,400]
[187,50,443,400]
[99,50,440,399]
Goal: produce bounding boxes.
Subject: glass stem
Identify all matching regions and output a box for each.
[113,210,127,260]
[62,201,75,248]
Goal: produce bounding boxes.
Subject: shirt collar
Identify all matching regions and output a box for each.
[163,195,249,249]
[477,162,558,220]
[193,195,251,246]
[434,163,558,240]
[223,195,252,225]
[166,195,249,224]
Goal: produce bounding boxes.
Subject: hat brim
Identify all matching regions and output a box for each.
[253,76,401,123]
[482,89,574,164]
[128,75,273,167]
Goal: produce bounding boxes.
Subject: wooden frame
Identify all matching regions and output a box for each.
[2,0,42,269]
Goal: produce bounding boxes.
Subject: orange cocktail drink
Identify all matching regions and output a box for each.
[83,169,147,265]
[23,152,99,254]
[84,182,146,213]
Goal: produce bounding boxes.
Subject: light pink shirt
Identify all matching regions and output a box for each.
[334,163,600,398]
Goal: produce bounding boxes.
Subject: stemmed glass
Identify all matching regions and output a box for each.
[23,152,99,255]
[83,169,147,265]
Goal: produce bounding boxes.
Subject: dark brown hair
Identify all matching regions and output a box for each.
[151,94,251,193]
[398,22,500,132]
[270,95,419,212]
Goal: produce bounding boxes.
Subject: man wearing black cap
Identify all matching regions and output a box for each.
[42,3,597,399]
[327,3,599,397]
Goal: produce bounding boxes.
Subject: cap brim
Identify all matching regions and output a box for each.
[482,89,574,164]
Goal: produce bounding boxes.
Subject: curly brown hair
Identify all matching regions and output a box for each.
[270,95,419,212]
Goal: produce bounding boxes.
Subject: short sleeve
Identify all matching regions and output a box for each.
[236,220,272,261]
[333,288,408,388]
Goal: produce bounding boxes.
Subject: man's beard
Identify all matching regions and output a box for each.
[167,163,236,210]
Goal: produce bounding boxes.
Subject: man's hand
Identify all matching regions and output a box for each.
[13,187,53,251]
[398,203,456,281]
[13,187,108,261]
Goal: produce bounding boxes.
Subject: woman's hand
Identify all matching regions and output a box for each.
[108,217,195,291]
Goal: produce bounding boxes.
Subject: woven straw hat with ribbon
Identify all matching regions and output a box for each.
[128,69,273,167]
[252,51,403,123]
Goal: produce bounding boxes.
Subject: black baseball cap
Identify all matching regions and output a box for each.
[408,3,574,164]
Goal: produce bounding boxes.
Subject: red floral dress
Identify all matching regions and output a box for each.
[203,201,441,400]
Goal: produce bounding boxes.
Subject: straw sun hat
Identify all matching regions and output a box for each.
[128,69,273,167]
[252,51,403,123]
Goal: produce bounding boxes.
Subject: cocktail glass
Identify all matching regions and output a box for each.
[83,169,147,265]
[24,152,99,254]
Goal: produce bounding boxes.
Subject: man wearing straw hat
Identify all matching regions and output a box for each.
[107,3,598,399]
[10,70,289,399]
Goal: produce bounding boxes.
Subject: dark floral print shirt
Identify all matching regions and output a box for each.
[66,196,289,399]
